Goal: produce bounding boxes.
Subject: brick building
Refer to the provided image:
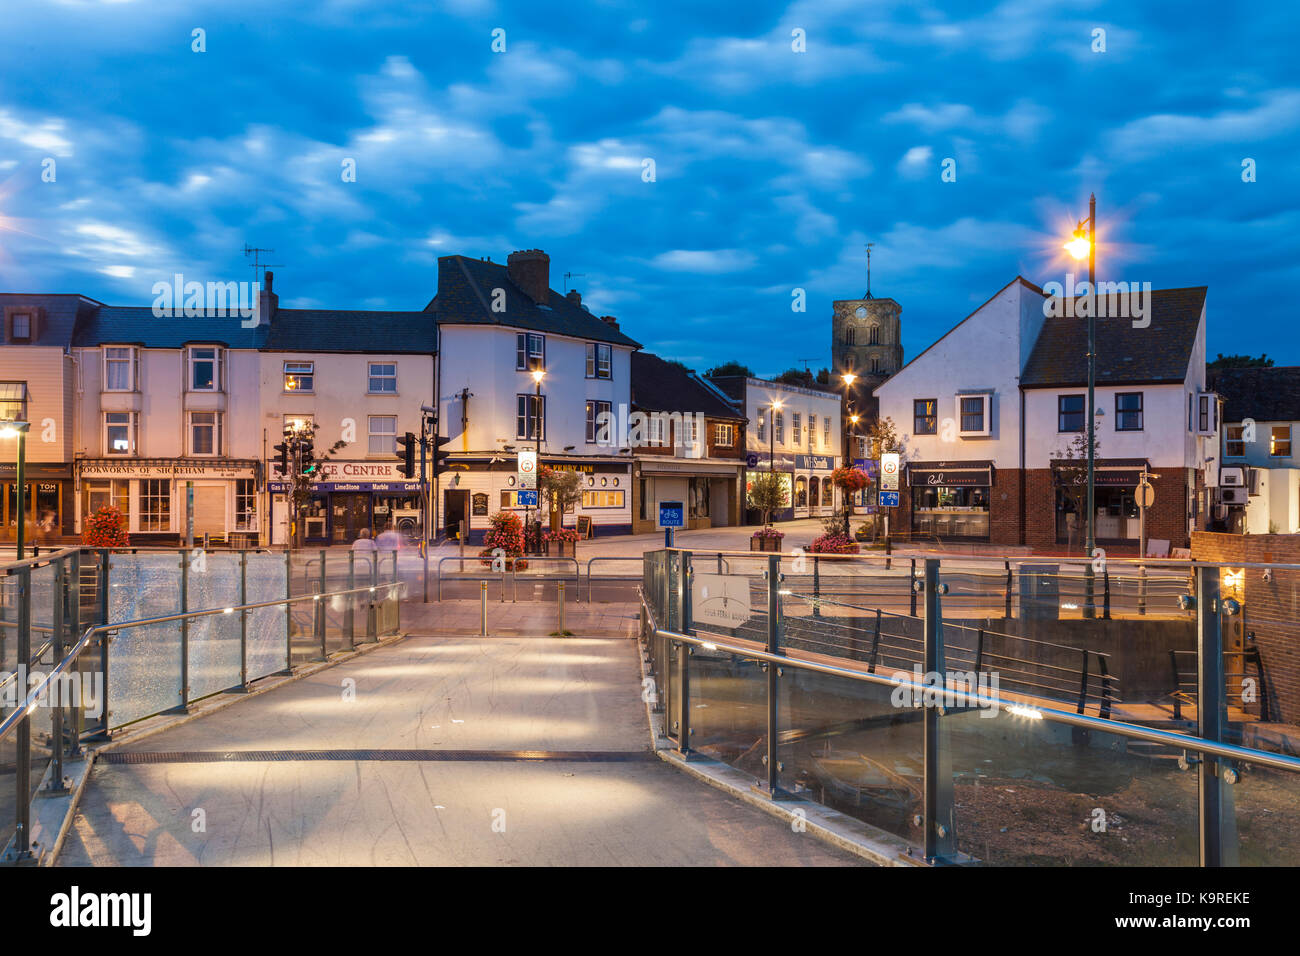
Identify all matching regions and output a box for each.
[877,278,1217,553]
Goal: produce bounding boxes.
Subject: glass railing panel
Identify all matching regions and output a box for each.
[186,552,242,700]
[1230,761,1300,866]
[687,646,767,783]
[106,553,183,728]
[945,707,1199,866]
[245,553,289,681]
[777,664,923,846]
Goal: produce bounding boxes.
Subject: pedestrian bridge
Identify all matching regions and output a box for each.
[2,546,1298,866]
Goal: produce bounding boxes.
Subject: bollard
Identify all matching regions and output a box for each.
[480,580,488,636]
[1138,565,1147,616]
[885,535,892,571]
[558,580,567,634]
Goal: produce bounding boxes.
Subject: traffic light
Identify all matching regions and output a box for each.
[395,432,416,479]
[432,434,453,478]
[273,440,289,476]
[300,436,316,476]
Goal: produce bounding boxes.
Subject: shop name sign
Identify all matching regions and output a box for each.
[79,461,253,479]
[794,455,835,471]
[271,461,407,480]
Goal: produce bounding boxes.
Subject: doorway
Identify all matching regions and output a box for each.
[330,493,372,544]
[443,489,469,541]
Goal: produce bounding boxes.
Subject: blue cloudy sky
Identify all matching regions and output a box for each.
[2,0,1296,373]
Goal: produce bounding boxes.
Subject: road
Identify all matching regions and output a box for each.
[60,633,865,866]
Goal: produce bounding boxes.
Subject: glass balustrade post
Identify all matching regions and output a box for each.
[45,557,68,794]
[238,551,249,690]
[346,552,356,651]
[758,553,784,798]
[283,550,293,674]
[6,567,35,861]
[922,557,956,863]
[388,550,398,636]
[66,551,83,757]
[176,552,189,712]
[1196,564,1239,867]
[675,551,693,757]
[316,549,327,660]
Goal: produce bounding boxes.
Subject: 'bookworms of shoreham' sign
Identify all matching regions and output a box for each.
[77,460,257,480]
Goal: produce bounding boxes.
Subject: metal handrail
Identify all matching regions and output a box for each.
[648,616,1300,775]
[0,580,404,746]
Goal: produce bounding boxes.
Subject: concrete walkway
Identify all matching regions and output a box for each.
[60,632,863,866]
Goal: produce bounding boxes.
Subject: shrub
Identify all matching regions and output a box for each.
[83,506,129,547]
[543,528,582,543]
[480,510,528,569]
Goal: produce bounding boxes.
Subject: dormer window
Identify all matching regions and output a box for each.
[10,313,31,341]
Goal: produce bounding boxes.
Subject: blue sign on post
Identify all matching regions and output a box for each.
[658,501,685,529]
[880,491,900,507]
[516,489,538,507]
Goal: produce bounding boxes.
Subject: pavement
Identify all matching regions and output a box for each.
[59,631,865,867]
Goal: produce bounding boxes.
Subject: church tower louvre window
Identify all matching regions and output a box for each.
[830,244,903,393]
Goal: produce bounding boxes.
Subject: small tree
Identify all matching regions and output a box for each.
[748,471,788,528]
[286,423,348,548]
[83,505,129,547]
[538,466,583,533]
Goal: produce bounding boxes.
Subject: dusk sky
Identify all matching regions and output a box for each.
[2,0,1296,375]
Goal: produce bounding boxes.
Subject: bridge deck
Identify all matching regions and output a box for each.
[59,631,864,867]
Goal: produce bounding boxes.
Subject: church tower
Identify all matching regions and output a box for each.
[832,245,903,391]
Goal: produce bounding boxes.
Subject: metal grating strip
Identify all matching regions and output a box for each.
[100,749,658,765]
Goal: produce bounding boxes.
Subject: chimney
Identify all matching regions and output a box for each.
[506,249,550,304]
[599,315,619,331]
[257,270,278,327]
[566,289,582,306]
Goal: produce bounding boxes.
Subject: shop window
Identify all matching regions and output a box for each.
[914,399,937,435]
[809,476,820,506]
[1058,395,1085,432]
[284,361,314,392]
[369,415,397,455]
[1116,392,1144,431]
[368,363,397,394]
[688,477,710,518]
[638,478,649,520]
[84,480,130,526]
[235,478,257,531]
[911,484,990,539]
[794,476,807,508]
[822,479,834,506]
[582,490,625,508]
[139,479,171,532]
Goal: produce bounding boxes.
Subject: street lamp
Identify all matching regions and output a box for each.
[530,368,545,550]
[1065,192,1097,617]
[839,371,859,536]
[0,420,31,560]
[761,398,783,526]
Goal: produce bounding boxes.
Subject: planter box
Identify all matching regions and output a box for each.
[546,540,575,558]
[750,536,783,552]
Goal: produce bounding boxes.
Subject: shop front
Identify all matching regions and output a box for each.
[794,454,836,519]
[0,463,73,544]
[268,459,422,545]
[1053,458,1149,545]
[76,459,260,544]
[448,456,633,543]
[743,453,795,523]
[907,460,994,539]
[634,459,742,533]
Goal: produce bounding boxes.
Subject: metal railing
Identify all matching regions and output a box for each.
[0,546,404,864]
[640,548,1300,866]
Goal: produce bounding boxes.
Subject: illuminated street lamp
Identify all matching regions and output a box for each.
[1065,192,1098,617]
[0,420,31,560]
[840,369,860,536]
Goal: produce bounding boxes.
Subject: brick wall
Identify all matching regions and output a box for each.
[1023,467,1193,555]
[1192,531,1300,726]
[989,467,1022,546]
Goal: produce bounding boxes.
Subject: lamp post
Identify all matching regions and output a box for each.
[531,368,545,549]
[1066,193,1097,617]
[840,372,858,536]
[0,421,31,560]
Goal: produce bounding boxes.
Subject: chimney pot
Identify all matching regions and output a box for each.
[599,315,619,331]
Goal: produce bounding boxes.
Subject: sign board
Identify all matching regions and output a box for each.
[515,489,539,508]
[691,573,752,629]
[657,500,685,529]
[576,515,594,539]
[1137,482,1155,508]
[881,453,900,491]
[880,491,900,507]
[854,458,878,479]
[746,452,760,468]
[517,450,537,489]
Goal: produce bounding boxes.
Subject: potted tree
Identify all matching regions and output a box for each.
[83,505,129,548]
[479,510,529,571]
[748,471,788,552]
[543,526,582,557]
[538,466,583,537]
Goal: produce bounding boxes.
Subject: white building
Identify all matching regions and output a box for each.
[431,250,639,541]
[1210,366,1300,534]
[875,278,1215,551]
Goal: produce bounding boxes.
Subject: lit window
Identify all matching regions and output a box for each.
[715,423,735,448]
[1271,425,1292,458]
[0,382,27,422]
[914,399,937,435]
[284,361,314,392]
[189,347,220,391]
[585,401,611,444]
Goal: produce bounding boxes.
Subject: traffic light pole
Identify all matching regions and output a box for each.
[420,418,429,603]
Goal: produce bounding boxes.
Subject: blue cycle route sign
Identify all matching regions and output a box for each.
[658,501,685,529]
[879,491,900,507]
[516,489,538,508]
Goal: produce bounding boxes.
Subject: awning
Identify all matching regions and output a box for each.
[907,460,994,487]
[0,463,72,479]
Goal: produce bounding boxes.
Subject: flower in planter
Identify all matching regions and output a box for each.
[830,466,870,494]
[752,527,785,539]
[808,532,860,555]
[543,528,582,544]
[83,505,129,547]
